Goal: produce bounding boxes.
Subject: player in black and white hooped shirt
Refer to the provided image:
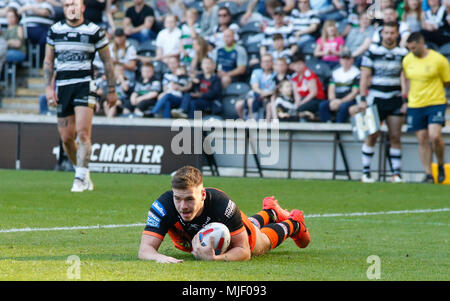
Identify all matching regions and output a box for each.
[44,0,117,192]
[349,22,409,184]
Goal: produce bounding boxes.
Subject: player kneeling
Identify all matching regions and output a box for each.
[138,166,310,263]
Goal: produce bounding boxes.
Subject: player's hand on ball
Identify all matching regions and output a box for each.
[192,233,216,261]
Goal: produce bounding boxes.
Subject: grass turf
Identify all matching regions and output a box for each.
[0,169,449,281]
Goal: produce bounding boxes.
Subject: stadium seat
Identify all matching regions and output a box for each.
[302,40,317,56]
[223,82,250,97]
[2,62,17,97]
[426,41,439,51]
[439,43,450,57]
[25,41,40,77]
[246,43,260,60]
[306,60,331,88]
[137,39,157,56]
[221,95,240,119]
[152,60,168,81]
[239,21,262,35]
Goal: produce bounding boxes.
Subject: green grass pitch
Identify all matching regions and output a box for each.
[0,169,448,281]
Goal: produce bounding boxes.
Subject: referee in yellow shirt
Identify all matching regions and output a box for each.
[403,32,450,183]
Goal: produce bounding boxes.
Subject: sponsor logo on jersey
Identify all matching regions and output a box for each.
[146,211,161,228]
[151,200,166,217]
[224,200,236,219]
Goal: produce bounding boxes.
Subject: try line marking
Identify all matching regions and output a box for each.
[0,208,449,234]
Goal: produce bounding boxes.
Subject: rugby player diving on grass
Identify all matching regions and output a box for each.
[138,166,310,263]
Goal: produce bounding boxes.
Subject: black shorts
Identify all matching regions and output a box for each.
[56,81,96,117]
[372,97,404,122]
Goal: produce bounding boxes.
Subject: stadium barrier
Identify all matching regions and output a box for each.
[1,113,450,182]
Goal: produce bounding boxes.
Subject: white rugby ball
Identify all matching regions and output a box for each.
[198,222,231,255]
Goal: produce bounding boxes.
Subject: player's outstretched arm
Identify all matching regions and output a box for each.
[192,230,251,262]
[138,234,183,264]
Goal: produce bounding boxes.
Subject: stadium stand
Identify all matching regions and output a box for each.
[0,0,449,124]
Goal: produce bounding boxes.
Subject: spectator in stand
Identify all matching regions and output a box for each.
[310,0,347,22]
[172,57,222,118]
[84,0,115,33]
[290,52,326,121]
[200,0,219,37]
[17,0,54,58]
[288,0,321,50]
[261,7,293,51]
[46,0,64,22]
[190,36,210,74]
[155,15,182,64]
[109,28,138,82]
[131,62,162,117]
[372,7,411,47]
[344,12,375,66]
[421,0,448,46]
[236,53,276,120]
[240,0,292,25]
[314,20,345,70]
[207,6,240,49]
[341,0,369,37]
[213,29,248,88]
[103,62,131,118]
[165,0,186,23]
[124,0,158,43]
[149,56,191,118]
[370,0,396,27]
[266,57,292,121]
[179,8,201,67]
[402,0,425,33]
[261,33,292,64]
[2,7,26,64]
[273,79,298,121]
[318,49,360,123]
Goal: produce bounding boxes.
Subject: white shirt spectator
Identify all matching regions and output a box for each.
[156,26,182,57]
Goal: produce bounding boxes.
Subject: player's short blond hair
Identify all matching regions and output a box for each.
[171,166,203,189]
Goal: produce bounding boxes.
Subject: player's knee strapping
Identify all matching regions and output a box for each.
[249,209,277,229]
[261,219,300,249]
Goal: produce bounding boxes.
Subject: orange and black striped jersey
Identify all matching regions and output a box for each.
[142,187,245,252]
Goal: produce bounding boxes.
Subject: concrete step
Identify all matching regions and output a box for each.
[0,106,39,114]
[27,77,46,89]
[15,87,43,98]
[2,97,39,105]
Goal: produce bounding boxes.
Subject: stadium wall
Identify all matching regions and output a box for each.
[1,114,450,182]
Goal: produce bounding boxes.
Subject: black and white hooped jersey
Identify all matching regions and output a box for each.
[47,20,109,87]
[361,43,408,100]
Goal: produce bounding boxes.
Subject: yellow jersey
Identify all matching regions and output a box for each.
[402,49,450,108]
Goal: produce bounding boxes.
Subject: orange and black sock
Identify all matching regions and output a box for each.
[249,209,277,229]
[260,219,300,249]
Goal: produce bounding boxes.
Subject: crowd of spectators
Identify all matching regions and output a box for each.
[0,0,449,122]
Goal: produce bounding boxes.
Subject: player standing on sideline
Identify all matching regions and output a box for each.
[44,0,117,192]
[403,32,450,183]
[350,22,408,183]
[138,166,311,263]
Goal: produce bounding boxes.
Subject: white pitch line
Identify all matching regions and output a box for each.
[0,208,449,234]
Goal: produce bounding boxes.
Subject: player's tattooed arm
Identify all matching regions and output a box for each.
[98,45,118,106]
[44,44,58,105]
[98,45,116,91]
[43,44,55,87]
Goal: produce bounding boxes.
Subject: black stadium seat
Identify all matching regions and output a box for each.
[439,43,450,57]
[223,82,250,97]
[221,95,240,119]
